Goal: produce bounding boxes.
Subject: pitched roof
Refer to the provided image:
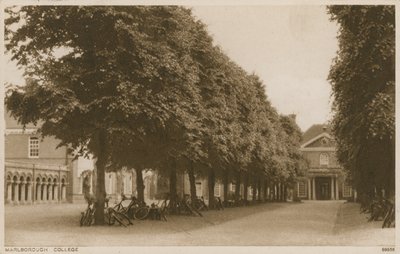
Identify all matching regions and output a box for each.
[301,124,332,145]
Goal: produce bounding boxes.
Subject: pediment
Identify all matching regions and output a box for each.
[301,133,334,148]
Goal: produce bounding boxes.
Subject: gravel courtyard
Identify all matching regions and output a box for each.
[5,200,395,246]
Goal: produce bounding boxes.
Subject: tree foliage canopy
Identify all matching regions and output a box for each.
[327,5,395,196]
[5,6,306,218]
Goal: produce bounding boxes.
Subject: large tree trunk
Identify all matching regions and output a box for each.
[208,169,215,209]
[94,131,107,225]
[188,162,197,203]
[234,170,241,205]
[243,172,248,204]
[169,161,177,213]
[223,170,229,207]
[387,139,395,197]
[135,168,145,203]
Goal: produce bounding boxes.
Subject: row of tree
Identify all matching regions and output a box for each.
[327,6,395,200]
[5,6,305,224]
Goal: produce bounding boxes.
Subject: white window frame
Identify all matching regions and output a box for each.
[297,181,307,198]
[230,183,236,192]
[28,137,40,158]
[214,183,221,197]
[106,173,112,194]
[195,182,202,197]
[343,183,352,198]
[320,153,329,166]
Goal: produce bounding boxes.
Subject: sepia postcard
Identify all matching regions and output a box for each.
[1,0,398,254]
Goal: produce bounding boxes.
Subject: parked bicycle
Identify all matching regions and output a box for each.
[148,199,169,221]
[193,196,208,212]
[173,195,202,217]
[112,195,150,220]
[213,197,224,210]
[382,199,395,228]
[80,198,132,227]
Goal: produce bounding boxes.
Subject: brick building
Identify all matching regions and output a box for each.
[296,124,354,200]
[4,111,261,205]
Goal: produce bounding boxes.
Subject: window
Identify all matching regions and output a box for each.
[298,181,307,197]
[248,187,253,198]
[343,184,352,197]
[230,183,236,192]
[29,137,39,158]
[320,153,329,166]
[195,182,202,197]
[214,184,221,197]
[106,174,112,194]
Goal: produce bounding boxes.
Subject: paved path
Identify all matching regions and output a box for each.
[5,200,395,246]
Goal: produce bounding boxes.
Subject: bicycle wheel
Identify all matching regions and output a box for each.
[112,211,131,227]
[80,212,86,226]
[134,207,150,220]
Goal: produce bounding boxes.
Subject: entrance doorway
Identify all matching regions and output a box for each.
[315,177,331,200]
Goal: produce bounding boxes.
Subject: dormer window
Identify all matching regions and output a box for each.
[320,153,329,166]
[29,137,39,158]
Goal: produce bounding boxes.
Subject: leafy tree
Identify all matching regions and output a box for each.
[327,6,395,198]
[5,6,202,224]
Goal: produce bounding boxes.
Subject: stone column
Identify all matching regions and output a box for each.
[312,177,316,200]
[54,185,59,201]
[27,184,32,204]
[43,184,48,202]
[6,182,12,204]
[335,177,339,200]
[62,185,67,201]
[307,179,311,200]
[20,182,26,204]
[49,184,54,201]
[36,183,42,201]
[13,182,19,205]
[331,177,335,200]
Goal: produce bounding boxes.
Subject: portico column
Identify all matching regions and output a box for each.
[49,184,54,201]
[13,181,19,205]
[27,184,32,204]
[312,177,316,200]
[331,177,335,200]
[335,177,339,200]
[20,182,26,204]
[43,184,48,202]
[307,178,311,200]
[6,182,12,204]
[54,185,59,201]
[36,183,42,201]
[62,185,67,201]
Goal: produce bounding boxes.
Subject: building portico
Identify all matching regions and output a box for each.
[296,124,354,201]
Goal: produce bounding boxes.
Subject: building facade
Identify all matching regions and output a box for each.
[5,111,264,205]
[296,124,354,200]
[4,113,71,204]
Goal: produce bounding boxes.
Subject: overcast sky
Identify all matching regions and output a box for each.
[191,5,339,131]
[4,5,339,132]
